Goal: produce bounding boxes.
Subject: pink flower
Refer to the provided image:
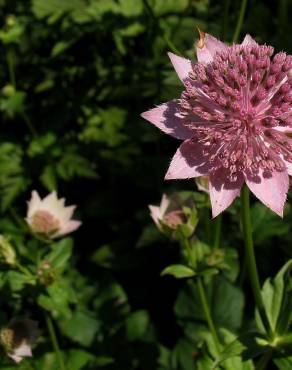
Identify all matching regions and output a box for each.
[26,191,81,239]
[141,32,292,217]
[149,194,185,230]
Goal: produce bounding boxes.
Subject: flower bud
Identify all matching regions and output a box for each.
[0,235,16,265]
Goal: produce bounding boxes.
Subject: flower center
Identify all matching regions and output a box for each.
[179,43,292,181]
[30,210,60,235]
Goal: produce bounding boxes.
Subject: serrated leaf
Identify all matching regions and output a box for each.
[161,264,195,279]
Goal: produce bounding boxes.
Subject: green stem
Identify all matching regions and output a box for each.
[232,0,248,43]
[6,47,38,137]
[6,48,16,88]
[15,261,35,280]
[221,0,231,39]
[240,186,272,337]
[213,215,222,250]
[181,237,196,268]
[196,277,221,354]
[46,315,66,370]
[21,111,38,138]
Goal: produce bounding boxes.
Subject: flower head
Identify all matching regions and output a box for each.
[26,191,81,239]
[142,32,292,217]
[149,194,185,230]
[149,193,197,238]
[0,319,39,363]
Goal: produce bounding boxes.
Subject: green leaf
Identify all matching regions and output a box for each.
[274,355,292,370]
[151,0,189,15]
[126,310,150,341]
[6,270,35,292]
[51,40,73,56]
[61,310,100,346]
[171,338,196,370]
[0,91,26,117]
[56,151,97,180]
[46,237,73,271]
[257,260,292,335]
[175,276,244,331]
[37,279,76,318]
[0,143,28,211]
[66,350,95,370]
[212,332,267,369]
[94,356,115,366]
[161,264,195,279]
[40,164,58,191]
[251,203,290,245]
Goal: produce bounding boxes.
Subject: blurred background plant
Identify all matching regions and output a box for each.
[0,0,291,369]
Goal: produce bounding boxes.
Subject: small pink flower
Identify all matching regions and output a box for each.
[142,32,292,217]
[0,319,39,363]
[26,191,81,239]
[149,194,185,230]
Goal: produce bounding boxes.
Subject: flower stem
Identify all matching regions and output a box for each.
[46,315,66,370]
[15,261,35,280]
[213,215,222,250]
[6,48,16,88]
[240,185,272,337]
[232,0,248,43]
[196,277,221,354]
[221,0,231,39]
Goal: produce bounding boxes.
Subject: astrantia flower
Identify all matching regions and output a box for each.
[149,194,185,230]
[149,193,197,238]
[26,191,81,239]
[0,319,39,363]
[142,32,292,217]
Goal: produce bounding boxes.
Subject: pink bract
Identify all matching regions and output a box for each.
[141,32,292,217]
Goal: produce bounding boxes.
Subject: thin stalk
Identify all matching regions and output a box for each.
[15,261,35,280]
[213,215,222,250]
[181,237,196,268]
[221,0,231,39]
[240,186,272,338]
[205,209,211,245]
[196,277,221,354]
[6,47,38,137]
[6,49,16,88]
[46,315,66,370]
[21,111,38,138]
[232,0,248,43]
